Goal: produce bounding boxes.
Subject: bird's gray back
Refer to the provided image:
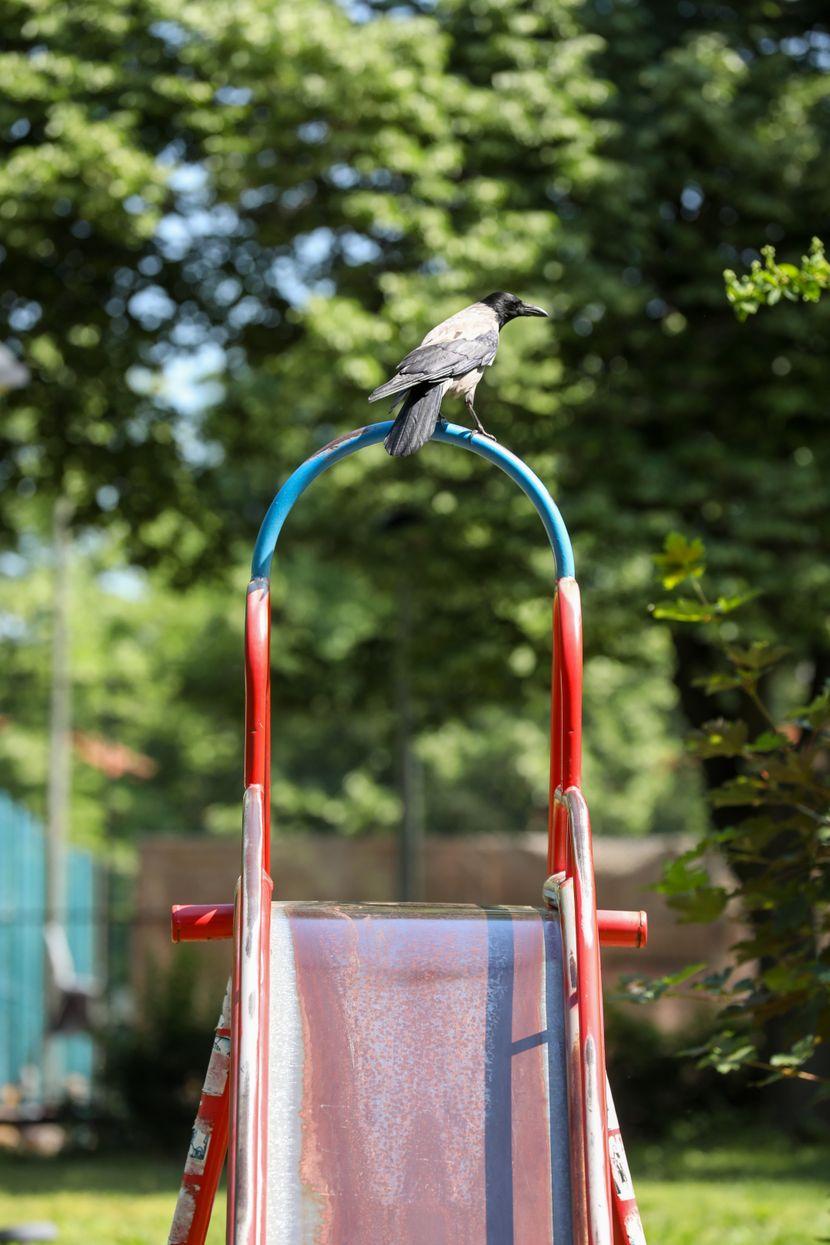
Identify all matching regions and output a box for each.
[367,302,498,405]
[420,301,498,346]
[394,331,497,383]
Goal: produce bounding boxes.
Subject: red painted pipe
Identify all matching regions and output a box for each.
[171,903,234,942]
[597,908,648,949]
[245,579,271,875]
[550,579,583,877]
[168,985,231,1245]
[172,902,647,949]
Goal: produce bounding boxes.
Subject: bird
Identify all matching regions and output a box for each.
[368,291,548,457]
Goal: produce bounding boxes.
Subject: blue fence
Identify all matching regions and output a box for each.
[0,792,97,1099]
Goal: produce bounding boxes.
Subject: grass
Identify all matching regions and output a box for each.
[0,1137,825,1243]
[632,1139,830,1245]
[0,1154,226,1245]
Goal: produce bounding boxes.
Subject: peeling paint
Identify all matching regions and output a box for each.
[624,1210,647,1245]
[203,1035,231,1097]
[168,1187,197,1244]
[185,1122,212,1175]
[608,1132,633,1201]
[167,978,232,1245]
[606,1078,647,1243]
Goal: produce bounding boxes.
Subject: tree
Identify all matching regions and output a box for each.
[198,0,830,839]
[624,239,830,1092]
[4,0,829,855]
[0,0,263,565]
[725,236,830,320]
[624,530,829,1092]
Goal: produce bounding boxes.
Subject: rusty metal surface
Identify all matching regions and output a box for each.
[228,785,272,1245]
[558,788,613,1245]
[266,902,573,1245]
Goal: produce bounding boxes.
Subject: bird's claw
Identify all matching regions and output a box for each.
[476,429,498,441]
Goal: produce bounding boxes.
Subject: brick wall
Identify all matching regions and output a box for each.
[133,832,737,1030]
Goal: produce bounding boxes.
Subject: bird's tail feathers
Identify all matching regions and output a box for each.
[368,373,416,403]
[384,383,444,457]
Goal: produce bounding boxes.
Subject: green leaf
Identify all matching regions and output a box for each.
[747,731,789,753]
[670,886,730,923]
[653,532,706,589]
[725,641,789,672]
[651,592,757,625]
[617,963,705,1005]
[658,851,709,896]
[688,718,748,758]
[713,590,759,614]
[650,598,715,623]
[769,1035,819,1069]
[710,775,766,808]
[695,968,732,993]
[693,671,744,695]
[692,1031,758,1075]
[792,687,830,732]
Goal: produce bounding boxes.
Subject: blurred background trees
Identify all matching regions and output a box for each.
[1,0,827,862]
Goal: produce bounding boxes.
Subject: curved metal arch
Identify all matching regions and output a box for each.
[251,420,575,580]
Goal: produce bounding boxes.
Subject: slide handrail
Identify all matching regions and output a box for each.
[227,785,272,1245]
[548,786,613,1245]
[251,420,575,581]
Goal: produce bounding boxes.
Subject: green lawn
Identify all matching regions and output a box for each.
[632,1140,829,1245]
[0,1155,225,1245]
[0,1139,825,1244]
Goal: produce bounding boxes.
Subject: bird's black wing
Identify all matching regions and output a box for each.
[368,330,498,403]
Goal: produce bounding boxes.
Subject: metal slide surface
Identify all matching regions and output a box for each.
[265,901,573,1245]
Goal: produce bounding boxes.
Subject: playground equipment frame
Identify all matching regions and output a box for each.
[168,420,646,1245]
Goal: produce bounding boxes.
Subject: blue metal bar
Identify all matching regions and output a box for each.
[251,421,575,580]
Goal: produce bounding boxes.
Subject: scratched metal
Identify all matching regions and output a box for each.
[265,902,574,1245]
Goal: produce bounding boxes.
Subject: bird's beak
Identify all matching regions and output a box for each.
[519,302,548,317]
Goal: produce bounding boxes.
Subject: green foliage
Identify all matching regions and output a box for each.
[654,533,706,591]
[2,0,830,865]
[629,533,830,1089]
[725,238,830,322]
[0,0,242,564]
[104,950,218,1142]
[604,1004,760,1143]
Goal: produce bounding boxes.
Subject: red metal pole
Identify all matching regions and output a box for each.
[172,901,647,950]
[557,578,583,794]
[548,590,562,876]
[244,578,271,875]
[597,909,648,949]
[551,578,583,877]
[227,785,272,1245]
[171,903,235,942]
[606,1078,646,1245]
[567,791,613,1244]
[168,984,232,1245]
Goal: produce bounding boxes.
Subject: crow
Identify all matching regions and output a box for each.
[368,291,548,457]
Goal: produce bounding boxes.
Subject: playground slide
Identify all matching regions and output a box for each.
[168,422,647,1245]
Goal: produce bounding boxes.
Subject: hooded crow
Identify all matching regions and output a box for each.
[368,291,548,457]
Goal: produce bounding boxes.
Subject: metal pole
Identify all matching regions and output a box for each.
[44,494,73,1102]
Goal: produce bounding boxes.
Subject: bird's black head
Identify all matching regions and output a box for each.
[481,291,548,327]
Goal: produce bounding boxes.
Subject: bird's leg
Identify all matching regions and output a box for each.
[465,395,497,441]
